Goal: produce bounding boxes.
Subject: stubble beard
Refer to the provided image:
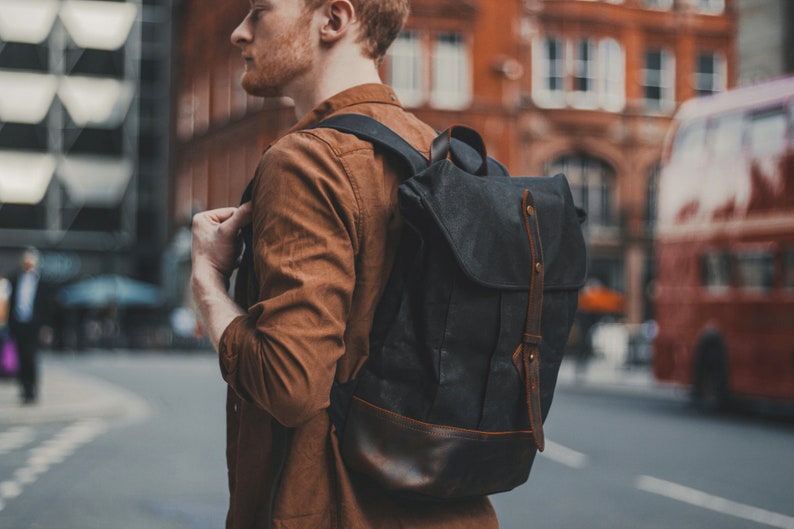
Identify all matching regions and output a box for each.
[240,13,315,98]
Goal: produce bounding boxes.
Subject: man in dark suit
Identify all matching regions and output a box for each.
[9,248,48,404]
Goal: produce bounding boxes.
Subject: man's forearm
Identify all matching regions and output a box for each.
[189,203,252,351]
[191,270,245,352]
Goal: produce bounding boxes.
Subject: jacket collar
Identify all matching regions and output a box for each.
[287,83,402,134]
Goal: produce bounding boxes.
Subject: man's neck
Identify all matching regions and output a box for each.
[288,56,382,119]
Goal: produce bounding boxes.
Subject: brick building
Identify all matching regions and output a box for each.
[171,0,738,323]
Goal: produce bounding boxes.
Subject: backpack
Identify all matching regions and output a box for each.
[307,114,588,501]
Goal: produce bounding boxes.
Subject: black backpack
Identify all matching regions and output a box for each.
[306,114,588,501]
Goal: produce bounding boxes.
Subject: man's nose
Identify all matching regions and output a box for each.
[230,20,251,47]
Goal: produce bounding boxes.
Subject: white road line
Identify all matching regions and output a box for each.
[0,419,107,513]
[540,439,588,469]
[0,426,35,455]
[635,475,794,529]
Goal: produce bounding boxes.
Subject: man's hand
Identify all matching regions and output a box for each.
[190,203,252,350]
[191,203,252,284]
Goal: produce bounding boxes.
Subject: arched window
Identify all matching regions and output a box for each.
[547,154,616,228]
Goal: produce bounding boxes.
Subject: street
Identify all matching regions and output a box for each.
[1,352,793,529]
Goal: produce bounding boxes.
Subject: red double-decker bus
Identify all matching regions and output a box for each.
[653,76,794,409]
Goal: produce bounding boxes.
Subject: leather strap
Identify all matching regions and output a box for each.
[512,189,545,451]
[430,125,488,176]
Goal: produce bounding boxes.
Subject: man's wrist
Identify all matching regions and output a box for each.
[191,266,230,301]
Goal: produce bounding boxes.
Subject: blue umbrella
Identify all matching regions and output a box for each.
[57,274,164,308]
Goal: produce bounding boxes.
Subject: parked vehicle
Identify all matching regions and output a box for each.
[653,76,794,409]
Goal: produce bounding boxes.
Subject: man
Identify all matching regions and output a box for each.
[8,248,47,404]
[191,0,498,527]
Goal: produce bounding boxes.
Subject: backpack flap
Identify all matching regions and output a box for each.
[398,164,587,293]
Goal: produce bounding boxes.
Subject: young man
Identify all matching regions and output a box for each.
[191,0,499,527]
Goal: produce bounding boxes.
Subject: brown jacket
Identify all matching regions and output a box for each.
[219,84,499,529]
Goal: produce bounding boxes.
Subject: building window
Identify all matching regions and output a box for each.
[389,31,423,107]
[702,252,731,293]
[695,52,726,96]
[693,0,724,14]
[737,251,774,293]
[572,38,596,107]
[547,154,616,228]
[534,36,566,107]
[431,33,471,110]
[387,30,471,110]
[643,0,673,9]
[533,36,625,111]
[643,48,674,111]
[599,38,625,110]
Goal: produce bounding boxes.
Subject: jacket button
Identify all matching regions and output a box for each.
[526,205,535,216]
[535,262,543,273]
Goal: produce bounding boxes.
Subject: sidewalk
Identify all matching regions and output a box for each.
[556,354,681,399]
[0,358,149,425]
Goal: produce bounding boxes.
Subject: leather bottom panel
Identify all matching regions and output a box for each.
[341,397,537,500]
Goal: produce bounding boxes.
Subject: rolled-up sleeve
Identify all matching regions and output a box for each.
[218,130,360,428]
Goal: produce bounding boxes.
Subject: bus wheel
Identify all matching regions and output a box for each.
[692,345,730,412]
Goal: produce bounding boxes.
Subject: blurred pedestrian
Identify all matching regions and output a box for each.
[190,0,495,528]
[0,273,14,377]
[8,248,48,404]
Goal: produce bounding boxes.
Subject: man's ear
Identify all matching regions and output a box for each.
[319,0,355,44]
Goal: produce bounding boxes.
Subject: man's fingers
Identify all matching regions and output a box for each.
[217,203,252,237]
[192,207,236,230]
[231,202,253,227]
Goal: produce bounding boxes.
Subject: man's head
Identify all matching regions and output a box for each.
[302,0,409,62]
[231,0,409,99]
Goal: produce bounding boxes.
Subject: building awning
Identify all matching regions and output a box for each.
[58,76,134,127]
[59,0,137,51]
[0,151,56,204]
[0,71,59,124]
[57,155,133,207]
[0,0,59,44]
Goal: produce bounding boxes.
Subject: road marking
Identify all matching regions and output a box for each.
[540,439,588,469]
[0,419,107,513]
[0,426,35,455]
[635,475,794,529]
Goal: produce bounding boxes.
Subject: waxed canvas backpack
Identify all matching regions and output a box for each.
[310,114,588,501]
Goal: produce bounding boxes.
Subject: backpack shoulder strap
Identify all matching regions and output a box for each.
[311,113,511,177]
[309,114,428,176]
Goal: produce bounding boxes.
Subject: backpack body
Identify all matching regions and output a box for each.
[312,115,588,501]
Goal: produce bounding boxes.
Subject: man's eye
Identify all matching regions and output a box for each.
[248,6,267,19]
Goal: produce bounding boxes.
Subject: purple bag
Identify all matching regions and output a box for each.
[1,338,19,376]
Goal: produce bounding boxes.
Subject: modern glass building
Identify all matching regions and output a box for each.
[0,0,172,287]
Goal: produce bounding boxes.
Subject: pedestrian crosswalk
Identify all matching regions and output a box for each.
[0,419,107,512]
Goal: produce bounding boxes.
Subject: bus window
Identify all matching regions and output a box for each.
[784,249,794,291]
[710,113,743,160]
[702,251,731,293]
[671,120,707,165]
[748,108,787,156]
[736,251,775,293]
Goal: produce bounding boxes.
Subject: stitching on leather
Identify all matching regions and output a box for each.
[351,397,535,438]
